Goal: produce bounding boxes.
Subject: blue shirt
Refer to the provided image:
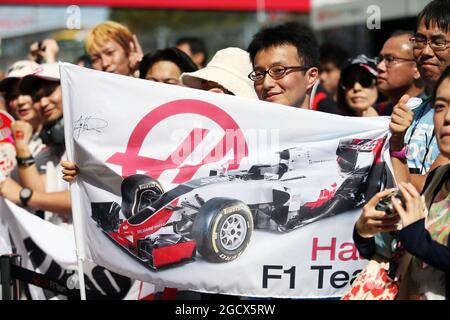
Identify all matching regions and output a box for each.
[404,97,439,174]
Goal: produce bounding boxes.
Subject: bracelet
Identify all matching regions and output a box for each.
[390,145,408,160]
[16,155,36,168]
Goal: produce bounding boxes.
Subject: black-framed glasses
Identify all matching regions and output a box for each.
[340,74,375,91]
[376,54,415,67]
[248,65,310,82]
[410,35,450,51]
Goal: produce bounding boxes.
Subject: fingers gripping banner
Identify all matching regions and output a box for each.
[60,63,393,298]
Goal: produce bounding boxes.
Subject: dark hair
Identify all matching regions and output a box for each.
[139,47,198,79]
[390,30,414,38]
[175,36,208,65]
[433,66,450,101]
[75,54,92,69]
[417,0,450,33]
[336,66,378,116]
[247,22,319,68]
[319,43,349,69]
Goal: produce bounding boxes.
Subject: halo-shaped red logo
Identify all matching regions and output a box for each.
[107,99,248,184]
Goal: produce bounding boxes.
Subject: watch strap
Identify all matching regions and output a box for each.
[19,188,33,207]
[16,155,36,168]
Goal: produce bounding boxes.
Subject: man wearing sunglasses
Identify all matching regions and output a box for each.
[390,0,450,191]
[247,22,319,109]
[376,31,425,116]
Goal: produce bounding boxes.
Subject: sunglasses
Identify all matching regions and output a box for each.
[341,74,375,91]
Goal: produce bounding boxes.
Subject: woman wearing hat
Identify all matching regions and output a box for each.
[180,47,258,99]
[337,55,380,117]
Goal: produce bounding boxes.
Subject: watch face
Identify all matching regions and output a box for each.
[20,188,32,199]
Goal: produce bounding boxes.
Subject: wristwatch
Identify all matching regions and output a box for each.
[390,144,408,160]
[19,188,33,207]
[16,155,36,168]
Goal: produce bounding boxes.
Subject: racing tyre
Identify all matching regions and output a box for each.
[191,198,253,263]
[121,174,164,219]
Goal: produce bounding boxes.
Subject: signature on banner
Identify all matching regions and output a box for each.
[73,115,108,139]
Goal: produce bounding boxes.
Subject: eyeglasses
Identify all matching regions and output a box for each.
[376,54,415,67]
[410,35,450,51]
[248,65,310,82]
[341,75,375,91]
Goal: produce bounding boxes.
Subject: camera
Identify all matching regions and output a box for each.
[375,189,404,215]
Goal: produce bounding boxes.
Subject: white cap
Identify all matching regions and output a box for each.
[20,63,60,95]
[181,47,257,99]
[0,60,39,92]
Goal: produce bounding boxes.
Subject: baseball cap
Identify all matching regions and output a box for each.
[181,47,257,99]
[341,54,378,77]
[0,60,39,92]
[19,63,60,96]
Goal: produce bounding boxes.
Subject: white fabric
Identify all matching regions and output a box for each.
[0,199,143,300]
[60,62,392,298]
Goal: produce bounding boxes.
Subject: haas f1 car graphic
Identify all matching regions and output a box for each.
[91,138,391,270]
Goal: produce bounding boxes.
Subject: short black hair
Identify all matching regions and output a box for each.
[433,66,450,101]
[417,0,450,34]
[139,47,198,79]
[175,36,208,64]
[75,54,92,69]
[247,22,319,68]
[390,30,414,38]
[319,42,349,69]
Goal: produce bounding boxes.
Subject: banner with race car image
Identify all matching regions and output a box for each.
[0,199,164,300]
[60,63,394,298]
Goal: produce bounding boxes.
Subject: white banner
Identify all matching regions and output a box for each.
[0,199,137,299]
[60,63,393,298]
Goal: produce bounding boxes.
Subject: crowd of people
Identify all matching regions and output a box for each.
[0,0,449,300]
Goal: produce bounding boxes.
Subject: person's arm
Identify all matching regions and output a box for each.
[389,95,414,183]
[26,190,71,215]
[12,121,46,191]
[0,178,71,215]
[392,182,450,271]
[392,153,450,192]
[410,155,450,192]
[353,225,376,260]
[354,189,401,259]
[388,95,450,192]
[398,219,450,271]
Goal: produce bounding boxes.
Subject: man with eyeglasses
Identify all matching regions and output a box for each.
[247,22,319,109]
[390,0,450,191]
[376,31,425,116]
